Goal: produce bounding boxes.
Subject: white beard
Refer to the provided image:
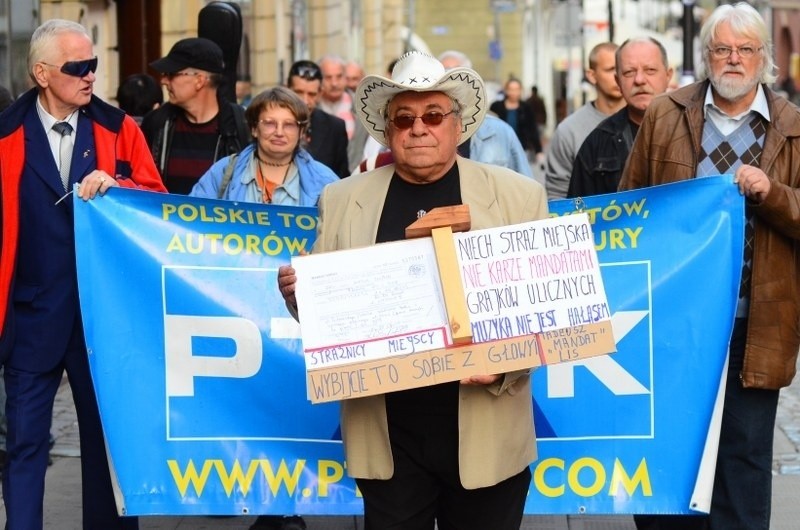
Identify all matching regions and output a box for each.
[710,68,760,102]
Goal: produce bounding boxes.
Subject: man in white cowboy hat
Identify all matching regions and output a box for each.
[278,51,547,529]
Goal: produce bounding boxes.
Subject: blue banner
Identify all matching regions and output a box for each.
[74,175,743,516]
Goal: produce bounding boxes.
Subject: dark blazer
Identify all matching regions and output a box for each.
[567,107,635,198]
[306,108,349,178]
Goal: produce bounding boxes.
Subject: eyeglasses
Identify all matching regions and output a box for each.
[40,56,98,77]
[258,119,302,134]
[291,65,322,81]
[388,110,456,130]
[709,45,762,59]
[162,71,203,81]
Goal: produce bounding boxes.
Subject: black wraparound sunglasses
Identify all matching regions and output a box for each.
[41,56,98,78]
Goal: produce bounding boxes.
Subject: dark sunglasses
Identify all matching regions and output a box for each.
[41,56,98,77]
[291,65,322,81]
[389,110,455,130]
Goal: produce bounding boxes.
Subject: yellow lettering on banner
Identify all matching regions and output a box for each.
[318,460,345,497]
[259,459,305,496]
[610,458,652,497]
[167,459,215,497]
[214,459,261,497]
[532,457,652,498]
[568,457,606,496]
[533,457,565,497]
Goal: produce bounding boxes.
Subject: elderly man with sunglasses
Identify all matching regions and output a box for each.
[0,19,165,530]
[287,60,349,178]
[278,52,547,530]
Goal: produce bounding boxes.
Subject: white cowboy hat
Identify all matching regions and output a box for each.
[354,51,487,147]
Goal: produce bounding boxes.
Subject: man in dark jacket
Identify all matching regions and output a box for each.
[141,37,249,194]
[287,60,349,178]
[567,37,672,197]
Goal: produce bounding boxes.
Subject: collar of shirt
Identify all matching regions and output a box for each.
[36,96,79,168]
[703,83,770,136]
[242,154,301,205]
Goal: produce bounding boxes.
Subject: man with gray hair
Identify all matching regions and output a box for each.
[621,4,800,529]
[318,54,369,171]
[0,19,165,529]
[568,37,672,197]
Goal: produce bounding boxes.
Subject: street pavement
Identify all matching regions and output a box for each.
[1,366,800,530]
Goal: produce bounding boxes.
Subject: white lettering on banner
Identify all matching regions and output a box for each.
[546,311,650,398]
[164,315,263,397]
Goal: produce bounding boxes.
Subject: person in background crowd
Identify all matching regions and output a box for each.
[236,73,253,107]
[490,77,543,162]
[277,51,547,530]
[344,60,365,92]
[527,85,547,137]
[141,37,249,194]
[116,73,163,125]
[545,41,624,199]
[286,60,349,178]
[317,54,369,172]
[620,4,800,529]
[0,19,165,530]
[568,37,672,197]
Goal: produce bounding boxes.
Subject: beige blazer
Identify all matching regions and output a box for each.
[314,157,549,489]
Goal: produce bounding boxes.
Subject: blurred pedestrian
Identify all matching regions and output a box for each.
[490,77,543,162]
[116,73,162,125]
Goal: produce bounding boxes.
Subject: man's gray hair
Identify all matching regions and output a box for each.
[698,2,776,84]
[615,37,669,76]
[317,54,347,68]
[28,19,90,81]
[437,50,472,69]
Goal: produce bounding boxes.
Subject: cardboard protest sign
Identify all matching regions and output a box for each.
[294,213,616,403]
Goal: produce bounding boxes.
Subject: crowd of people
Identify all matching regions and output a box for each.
[0,2,799,529]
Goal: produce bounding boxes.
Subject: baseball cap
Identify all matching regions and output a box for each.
[150,37,225,75]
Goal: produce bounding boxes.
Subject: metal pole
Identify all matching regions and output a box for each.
[681,0,696,85]
[608,0,614,43]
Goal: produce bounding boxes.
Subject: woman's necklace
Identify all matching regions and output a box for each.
[256,154,292,167]
[255,155,292,204]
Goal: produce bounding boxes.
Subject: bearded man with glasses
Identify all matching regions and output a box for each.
[141,37,250,195]
[620,3,800,529]
[0,19,165,530]
[277,52,547,529]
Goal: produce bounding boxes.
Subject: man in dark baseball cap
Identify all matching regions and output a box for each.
[149,37,225,74]
[141,37,249,194]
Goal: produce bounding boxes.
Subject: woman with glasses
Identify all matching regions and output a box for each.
[190,86,338,205]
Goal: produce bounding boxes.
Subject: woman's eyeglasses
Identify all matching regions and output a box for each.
[258,119,302,135]
[40,56,98,77]
[388,111,455,130]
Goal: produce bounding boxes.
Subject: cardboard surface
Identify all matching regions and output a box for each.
[307,321,615,402]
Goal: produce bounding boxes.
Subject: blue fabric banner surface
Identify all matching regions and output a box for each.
[74,175,743,516]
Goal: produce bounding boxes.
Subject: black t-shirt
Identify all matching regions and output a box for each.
[376,162,462,422]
